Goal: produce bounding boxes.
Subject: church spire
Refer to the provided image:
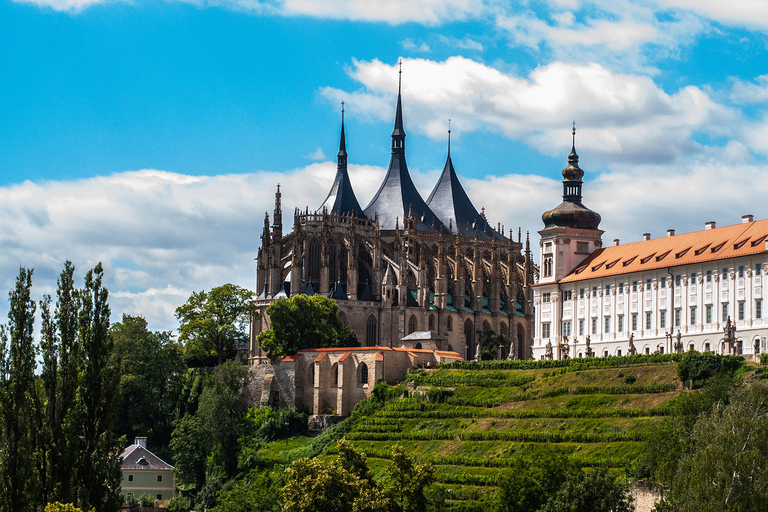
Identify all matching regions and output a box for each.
[391,60,405,153]
[338,101,348,164]
[318,103,365,218]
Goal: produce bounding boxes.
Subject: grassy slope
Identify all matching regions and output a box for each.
[345,362,682,511]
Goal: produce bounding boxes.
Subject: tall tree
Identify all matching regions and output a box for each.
[176,284,256,365]
[0,268,38,512]
[257,295,358,359]
[73,264,121,512]
[539,467,633,512]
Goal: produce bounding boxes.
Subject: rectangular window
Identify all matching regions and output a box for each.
[706,305,712,324]
[757,300,762,319]
[690,306,696,325]
[723,303,729,321]
[591,318,597,335]
[631,313,638,331]
[563,321,571,337]
[660,277,666,288]
[605,284,611,294]
[706,270,712,282]
[157,494,162,501]
[563,290,573,301]
[579,288,585,299]
[128,475,134,482]
[739,265,744,278]
[592,286,597,297]
[618,316,624,332]
[579,319,584,336]
[619,283,624,293]
[604,316,610,334]
[542,292,550,303]
[675,309,681,327]
[660,310,666,328]
[675,275,681,286]
[632,281,638,292]
[757,263,762,274]
[647,278,652,288]
[722,268,728,280]
[646,312,652,330]
[157,475,163,483]
[738,302,745,321]
[690,273,696,282]
[542,323,550,338]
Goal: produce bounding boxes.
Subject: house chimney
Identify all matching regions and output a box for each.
[643,233,651,241]
[134,437,147,448]
[705,221,716,230]
[613,239,620,246]
[742,215,753,223]
[667,229,675,237]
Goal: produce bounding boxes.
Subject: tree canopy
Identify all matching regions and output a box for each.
[176,284,256,365]
[257,295,358,359]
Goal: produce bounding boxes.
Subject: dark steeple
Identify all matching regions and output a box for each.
[427,122,503,239]
[364,63,446,232]
[318,103,366,218]
[542,125,601,230]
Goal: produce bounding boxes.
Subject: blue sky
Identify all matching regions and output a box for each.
[2,0,768,332]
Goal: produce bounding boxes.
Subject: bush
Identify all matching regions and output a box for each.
[623,374,636,384]
[677,351,744,388]
[761,353,768,365]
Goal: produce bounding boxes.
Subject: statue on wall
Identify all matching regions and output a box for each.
[585,335,592,357]
[628,333,637,355]
[474,341,481,362]
[722,316,737,354]
[675,329,683,353]
[545,340,553,360]
[560,335,569,359]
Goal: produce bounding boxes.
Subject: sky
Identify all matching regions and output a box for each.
[2,0,768,333]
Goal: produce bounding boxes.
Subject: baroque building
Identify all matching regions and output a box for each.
[534,130,768,360]
[250,77,535,364]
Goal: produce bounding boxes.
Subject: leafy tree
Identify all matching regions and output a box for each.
[539,467,633,512]
[676,351,744,389]
[44,503,89,512]
[176,284,256,365]
[212,470,283,512]
[495,449,572,512]
[257,295,358,359]
[654,382,768,512]
[476,330,511,360]
[111,315,185,461]
[0,268,38,512]
[385,445,435,512]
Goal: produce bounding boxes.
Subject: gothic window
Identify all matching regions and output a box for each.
[338,311,348,326]
[483,320,491,332]
[428,314,435,331]
[308,238,321,283]
[447,316,453,331]
[366,315,377,347]
[331,363,339,387]
[408,316,417,334]
[359,363,368,386]
[415,343,422,350]
[464,319,474,358]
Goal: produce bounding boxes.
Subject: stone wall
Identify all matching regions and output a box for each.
[248,361,296,409]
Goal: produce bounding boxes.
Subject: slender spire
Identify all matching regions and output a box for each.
[391,59,405,153]
[338,101,347,161]
[448,119,451,157]
[318,104,365,217]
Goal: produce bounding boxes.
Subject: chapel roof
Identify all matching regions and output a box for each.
[120,443,173,471]
[558,218,768,284]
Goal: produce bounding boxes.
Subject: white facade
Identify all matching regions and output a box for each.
[534,221,768,360]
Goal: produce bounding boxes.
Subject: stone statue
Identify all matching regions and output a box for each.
[585,335,592,357]
[474,341,481,362]
[560,335,569,359]
[628,333,637,355]
[674,330,683,353]
[545,340,553,360]
[722,316,737,354]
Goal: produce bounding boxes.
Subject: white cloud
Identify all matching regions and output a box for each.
[307,147,328,160]
[730,74,768,105]
[13,0,103,11]
[401,39,432,52]
[658,0,768,31]
[323,56,741,167]
[438,35,485,51]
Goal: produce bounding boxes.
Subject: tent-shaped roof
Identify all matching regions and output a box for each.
[318,111,366,218]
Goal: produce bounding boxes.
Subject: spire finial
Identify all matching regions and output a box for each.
[571,120,576,150]
[342,101,345,120]
[448,119,451,156]
[398,59,402,93]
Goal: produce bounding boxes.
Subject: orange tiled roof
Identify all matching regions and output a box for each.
[559,218,768,284]
[295,346,462,357]
[282,353,303,362]
[338,352,351,362]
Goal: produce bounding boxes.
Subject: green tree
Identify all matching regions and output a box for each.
[539,467,633,512]
[0,268,38,512]
[476,330,511,360]
[654,382,768,512]
[212,470,283,512]
[257,295,358,359]
[385,445,434,512]
[176,284,256,365]
[111,315,185,461]
[495,450,572,512]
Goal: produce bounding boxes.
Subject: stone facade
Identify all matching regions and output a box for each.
[249,346,461,416]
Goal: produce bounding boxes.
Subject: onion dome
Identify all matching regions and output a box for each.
[541,127,601,230]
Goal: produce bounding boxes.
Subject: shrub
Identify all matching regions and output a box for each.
[623,374,636,384]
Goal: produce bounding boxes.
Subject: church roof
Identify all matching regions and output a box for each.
[364,75,446,232]
[558,217,768,284]
[401,330,445,341]
[318,109,366,218]
[121,443,173,471]
[426,150,502,239]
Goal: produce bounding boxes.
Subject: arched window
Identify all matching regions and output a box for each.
[408,315,417,334]
[415,343,422,350]
[464,319,474,359]
[359,362,368,386]
[447,316,453,332]
[428,314,435,331]
[308,363,315,387]
[366,315,377,347]
[338,311,347,326]
[308,238,321,284]
[483,320,491,332]
[331,363,339,387]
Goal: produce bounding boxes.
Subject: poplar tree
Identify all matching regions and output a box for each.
[0,268,38,512]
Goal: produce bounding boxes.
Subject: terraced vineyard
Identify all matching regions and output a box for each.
[344,359,683,511]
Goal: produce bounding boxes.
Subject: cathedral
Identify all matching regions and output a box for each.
[250,75,536,363]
